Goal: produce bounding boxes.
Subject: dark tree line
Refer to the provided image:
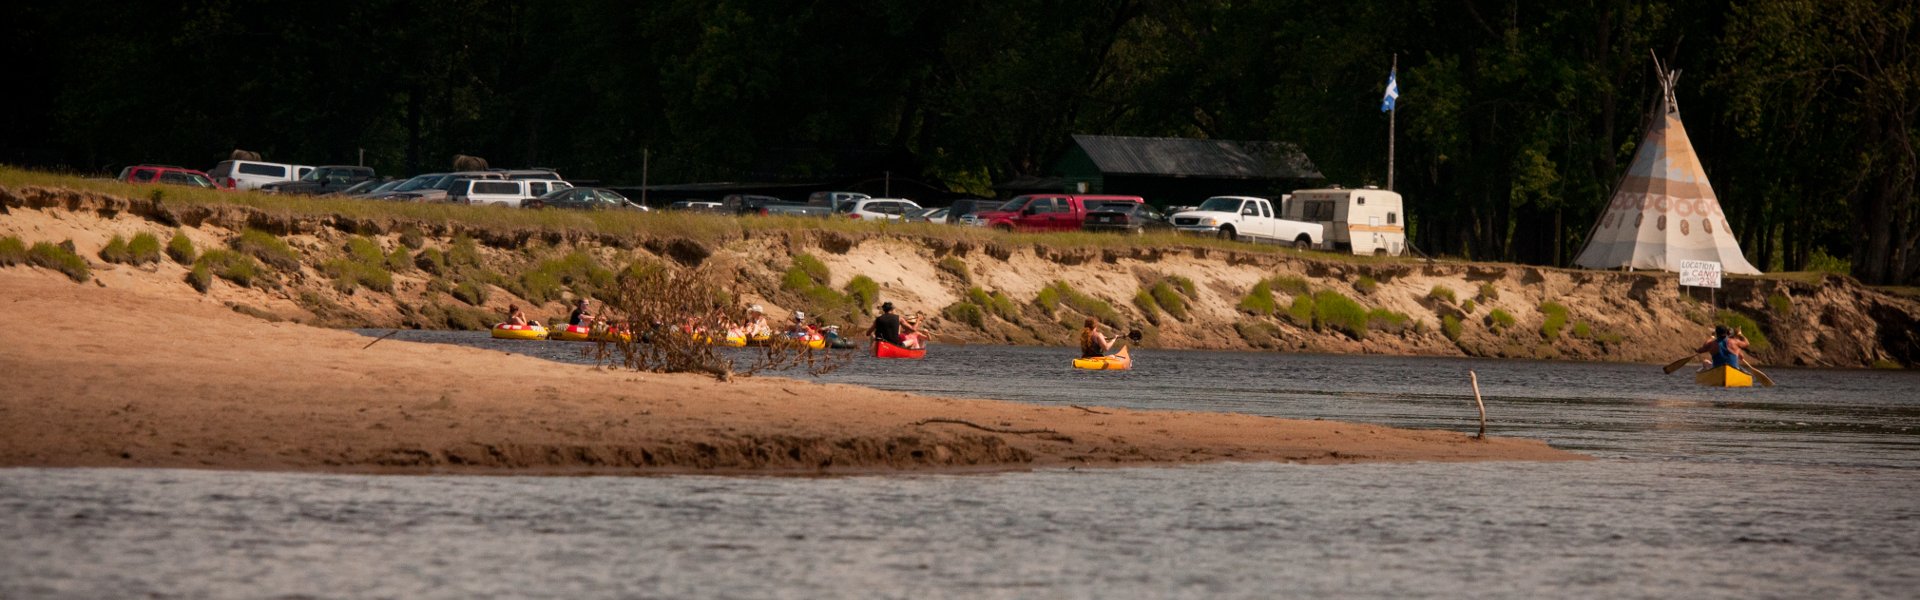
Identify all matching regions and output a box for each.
[5,1,1915,284]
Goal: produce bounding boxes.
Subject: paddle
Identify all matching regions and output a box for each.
[1662,354,1700,374]
[1742,358,1777,387]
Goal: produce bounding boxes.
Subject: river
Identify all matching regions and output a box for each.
[3,335,1917,598]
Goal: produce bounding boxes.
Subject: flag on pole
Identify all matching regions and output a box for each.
[1380,68,1399,112]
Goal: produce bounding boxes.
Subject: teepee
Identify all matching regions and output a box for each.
[1573,59,1761,275]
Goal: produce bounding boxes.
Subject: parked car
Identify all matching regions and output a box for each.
[1082,201,1171,234]
[721,194,832,216]
[334,177,397,197]
[525,187,646,211]
[667,200,724,212]
[523,179,572,197]
[903,207,949,223]
[837,198,924,221]
[806,191,871,212]
[260,165,376,195]
[207,160,312,190]
[495,168,564,181]
[946,198,1002,225]
[1170,195,1323,247]
[448,178,534,207]
[383,171,504,202]
[117,165,217,189]
[971,194,1145,232]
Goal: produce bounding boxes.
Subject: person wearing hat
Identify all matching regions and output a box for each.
[863,301,905,347]
[741,304,773,339]
[784,310,816,337]
[900,313,927,349]
[1695,324,1751,372]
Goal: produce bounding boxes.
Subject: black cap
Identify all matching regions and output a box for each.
[881,302,894,312]
[1714,325,1730,337]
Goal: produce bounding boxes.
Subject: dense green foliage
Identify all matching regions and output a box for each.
[28,242,90,282]
[233,230,300,272]
[98,235,132,264]
[1428,285,1456,304]
[166,231,196,264]
[1238,280,1278,316]
[126,233,163,265]
[8,1,1914,283]
[1441,314,1464,341]
[1539,301,1570,340]
[937,257,971,284]
[191,249,263,290]
[845,275,881,314]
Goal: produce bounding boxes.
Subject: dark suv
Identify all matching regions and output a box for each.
[260,165,376,195]
[1082,201,1171,234]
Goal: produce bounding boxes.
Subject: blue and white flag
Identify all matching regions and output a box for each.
[1380,68,1399,112]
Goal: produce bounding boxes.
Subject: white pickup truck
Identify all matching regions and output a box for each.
[1170,196,1324,248]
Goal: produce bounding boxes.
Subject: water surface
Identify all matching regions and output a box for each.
[4,335,1917,598]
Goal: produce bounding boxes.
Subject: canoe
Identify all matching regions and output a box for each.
[491,323,548,341]
[1073,347,1132,371]
[1695,365,1753,388]
[874,339,926,359]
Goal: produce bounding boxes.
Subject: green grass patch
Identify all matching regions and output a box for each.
[1353,276,1378,295]
[1462,299,1477,313]
[1149,280,1189,320]
[1486,308,1516,332]
[322,237,397,294]
[845,275,880,314]
[1539,301,1569,340]
[232,229,300,271]
[1572,322,1593,339]
[415,247,450,275]
[1166,275,1197,297]
[1133,290,1161,325]
[792,253,830,285]
[1477,283,1500,302]
[191,249,263,290]
[1366,308,1411,334]
[1311,289,1369,339]
[127,232,162,264]
[943,301,986,329]
[1235,320,1283,348]
[1269,275,1311,296]
[966,287,1018,322]
[1428,285,1456,304]
[1441,314,1464,341]
[1287,294,1316,327]
[452,279,490,306]
[1238,280,1278,316]
[1767,292,1793,316]
[515,251,615,304]
[398,227,426,249]
[1034,280,1121,324]
[0,236,26,266]
[167,231,196,264]
[937,256,971,284]
[448,235,483,268]
[1872,358,1904,369]
[1714,310,1772,352]
[28,242,90,282]
[98,235,132,264]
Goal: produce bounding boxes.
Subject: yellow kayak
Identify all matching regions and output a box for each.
[1695,365,1753,388]
[490,323,548,340]
[549,324,632,343]
[1073,347,1132,371]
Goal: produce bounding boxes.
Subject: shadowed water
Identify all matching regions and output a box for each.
[3,334,1917,598]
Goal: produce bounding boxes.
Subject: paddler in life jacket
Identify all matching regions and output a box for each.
[1696,325,1751,372]
[743,304,772,338]
[1079,317,1115,358]
[785,311,817,337]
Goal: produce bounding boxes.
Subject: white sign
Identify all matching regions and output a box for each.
[1678,260,1722,288]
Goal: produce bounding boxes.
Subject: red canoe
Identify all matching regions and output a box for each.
[873,340,926,359]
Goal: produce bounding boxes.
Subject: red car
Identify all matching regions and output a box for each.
[973,194,1146,232]
[117,165,217,189]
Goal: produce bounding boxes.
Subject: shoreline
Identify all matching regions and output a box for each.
[0,269,1583,475]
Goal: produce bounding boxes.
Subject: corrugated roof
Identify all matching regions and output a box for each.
[1070,134,1322,179]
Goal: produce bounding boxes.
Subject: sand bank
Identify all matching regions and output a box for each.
[0,269,1581,475]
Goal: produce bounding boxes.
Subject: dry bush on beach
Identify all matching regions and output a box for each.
[592,264,847,380]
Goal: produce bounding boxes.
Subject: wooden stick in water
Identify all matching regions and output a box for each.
[1469,370,1487,440]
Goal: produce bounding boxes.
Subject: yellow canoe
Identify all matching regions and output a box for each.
[1072,347,1132,371]
[490,323,548,340]
[1695,365,1753,388]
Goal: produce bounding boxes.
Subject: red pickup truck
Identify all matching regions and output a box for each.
[973,194,1146,232]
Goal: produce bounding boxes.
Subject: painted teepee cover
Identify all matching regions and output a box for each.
[1574,65,1761,275]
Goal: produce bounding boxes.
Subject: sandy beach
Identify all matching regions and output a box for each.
[0,268,1582,474]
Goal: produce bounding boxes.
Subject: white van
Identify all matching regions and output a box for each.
[523,179,572,197]
[208,160,316,190]
[448,179,534,207]
[1281,187,1407,256]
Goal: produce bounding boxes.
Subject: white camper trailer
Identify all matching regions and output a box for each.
[1281,188,1407,256]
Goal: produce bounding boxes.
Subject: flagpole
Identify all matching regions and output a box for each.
[1387,54,1396,191]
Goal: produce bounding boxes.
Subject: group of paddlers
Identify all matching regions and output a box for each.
[497,297,917,349]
